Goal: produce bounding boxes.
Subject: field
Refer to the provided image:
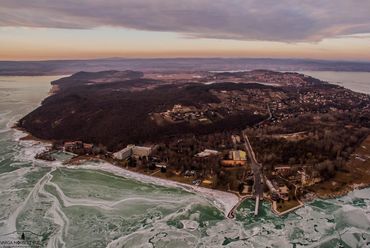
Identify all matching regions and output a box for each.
[275,199,302,213]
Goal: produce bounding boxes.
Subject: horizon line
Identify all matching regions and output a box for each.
[2,56,370,64]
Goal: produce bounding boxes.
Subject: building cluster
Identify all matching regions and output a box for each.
[209,71,309,87]
[160,104,212,124]
[260,87,370,128]
[210,89,271,116]
[298,170,322,186]
[265,177,290,201]
[247,73,307,86]
[260,165,325,204]
[64,141,94,154]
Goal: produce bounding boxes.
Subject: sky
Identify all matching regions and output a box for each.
[1,0,370,61]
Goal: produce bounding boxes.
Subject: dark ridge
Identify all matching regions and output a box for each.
[52,70,144,90]
[18,71,273,150]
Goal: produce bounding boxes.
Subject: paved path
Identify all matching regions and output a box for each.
[242,130,264,216]
[242,131,263,198]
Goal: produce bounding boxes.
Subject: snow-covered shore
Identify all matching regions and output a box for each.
[14,129,239,216]
[75,162,239,215]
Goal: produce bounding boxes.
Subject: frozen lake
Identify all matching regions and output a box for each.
[0,75,369,247]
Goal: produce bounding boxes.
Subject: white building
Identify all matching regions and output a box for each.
[113,145,134,160]
[132,146,152,158]
[195,149,219,158]
[113,145,153,160]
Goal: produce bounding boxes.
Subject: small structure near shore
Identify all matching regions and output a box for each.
[35,151,56,161]
[64,141,94,154]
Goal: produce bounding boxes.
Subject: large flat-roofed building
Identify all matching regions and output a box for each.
[113,145,153,160]
[221,150,248,167]
[113,145,134,160]
[132,146,152,158]
[229,150,247,161]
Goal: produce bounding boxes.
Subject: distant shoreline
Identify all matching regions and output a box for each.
[296,70,370,95]
[1,71,369,95]
[2,57,370,76]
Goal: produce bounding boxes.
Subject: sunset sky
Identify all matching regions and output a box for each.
[1,0,370,61]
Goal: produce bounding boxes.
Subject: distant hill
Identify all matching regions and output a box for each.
[52,70,144,90]
[1,58,370,76]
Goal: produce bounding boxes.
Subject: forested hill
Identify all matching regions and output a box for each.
[52,70,144,90]
[17,71,269,150]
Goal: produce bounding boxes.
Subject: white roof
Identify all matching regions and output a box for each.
[195,149,219,157]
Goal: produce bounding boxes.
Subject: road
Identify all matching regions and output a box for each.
[254,104,273,127]
[227,130,265,219]
[242,130,264,198]
[243,130,264,216]
[227,126,266,219]
[227,107,271,218]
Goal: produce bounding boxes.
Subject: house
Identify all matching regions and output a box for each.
[64,141,83,153]
[198,118,209,123]
[185,170,196,177]
[297,169,322,186]
[192,179,201,186]
[242,185,252,194]
[279,185,290,201]
[274,166,293,177]
[231,135,241,144]
[155,163,167,169]
[202,179,213,186]
[83,143,94,154]
[195,149,219,158]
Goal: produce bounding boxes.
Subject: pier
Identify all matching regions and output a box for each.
[254,195,260,216]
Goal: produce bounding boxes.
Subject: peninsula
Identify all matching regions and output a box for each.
[17,69,370,216]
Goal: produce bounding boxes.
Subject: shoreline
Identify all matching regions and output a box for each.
[14,126,370,218]
[73,162,239,216]
[12,128,240,217]
[12,125,370,218]
[314,182,370,200]
[306,134,370,201]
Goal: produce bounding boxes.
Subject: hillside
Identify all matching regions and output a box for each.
[18,71,269,150]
